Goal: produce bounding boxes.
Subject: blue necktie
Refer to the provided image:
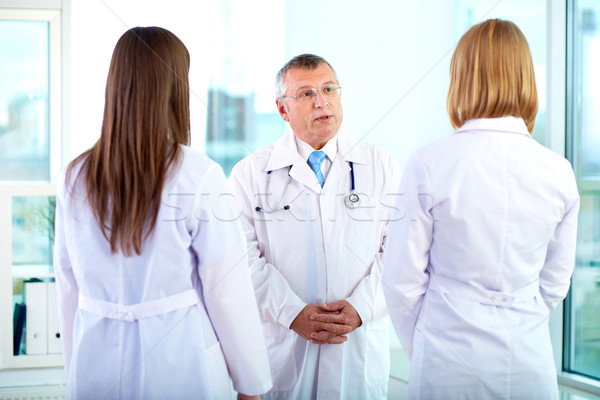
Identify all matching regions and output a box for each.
[308,150,327,187]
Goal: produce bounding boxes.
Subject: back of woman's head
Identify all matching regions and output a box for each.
[69,26,190,256]
[447,19,538,132]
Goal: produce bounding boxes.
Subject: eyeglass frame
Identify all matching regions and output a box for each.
[279,85,342,103]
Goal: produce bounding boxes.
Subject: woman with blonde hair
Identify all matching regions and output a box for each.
[54,27,271,399]
[383,19,579,399]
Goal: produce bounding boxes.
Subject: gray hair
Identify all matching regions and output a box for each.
[275,54,338,100]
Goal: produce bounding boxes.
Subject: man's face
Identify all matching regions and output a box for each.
[276,63,343,150]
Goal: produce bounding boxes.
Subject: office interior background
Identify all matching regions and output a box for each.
[0,0,599,398]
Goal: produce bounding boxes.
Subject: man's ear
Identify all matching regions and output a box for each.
[276,99,289,122]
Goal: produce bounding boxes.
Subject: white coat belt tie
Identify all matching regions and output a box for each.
[428,274,539,307]
[78,289,199,322]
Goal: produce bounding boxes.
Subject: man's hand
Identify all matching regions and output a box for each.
[290,304,350,344]
[309,300,362,344]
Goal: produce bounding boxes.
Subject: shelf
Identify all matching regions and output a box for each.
[1,185,61,369]
[9,354,63,369]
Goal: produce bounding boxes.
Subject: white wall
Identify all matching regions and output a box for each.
[67,1,461,167]
[283,0,457,166]
[68,0,218,159]
[67,0,547,167]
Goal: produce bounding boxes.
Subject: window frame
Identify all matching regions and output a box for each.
[0,4,64,370]
[558,0,600,394]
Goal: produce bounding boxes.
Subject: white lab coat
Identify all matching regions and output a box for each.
[383,117,580,400]
[54,146,272,399]
[229,128,401,400]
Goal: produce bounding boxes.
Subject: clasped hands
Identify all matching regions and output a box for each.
[290,300,362,344]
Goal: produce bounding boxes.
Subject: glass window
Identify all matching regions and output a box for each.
[565,0,600,381]
[12,196,55,271]
[0,20,50,181]
[204,0,548,175]
[203,0,285,176]
[0,8,62,368]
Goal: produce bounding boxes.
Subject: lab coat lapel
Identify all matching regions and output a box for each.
[325,131,369,189]
[264,127,322,192]
[264,128,297,172]
[290,160,322,192]
[337,131,369,165]
[325,155,350,189]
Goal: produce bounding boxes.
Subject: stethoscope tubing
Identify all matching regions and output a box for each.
[256,162,360,213]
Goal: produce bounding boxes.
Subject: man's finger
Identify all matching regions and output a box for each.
[310,312,348,325]
[311,335,348,345]
[326,335,348,344]
[320,300,346,312]
[310,330,337,341]
[311,321,352,334]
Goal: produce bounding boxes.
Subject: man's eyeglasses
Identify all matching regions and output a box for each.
[281,85,342,103]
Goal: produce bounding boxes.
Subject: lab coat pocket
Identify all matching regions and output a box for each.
[345,199,383,250]
[365,317,390,387]
[206,341,232,399]
[262,323,298,391]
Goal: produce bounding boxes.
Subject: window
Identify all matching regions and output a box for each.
[0,20,49,180]
[0,7,62,369]
[565,0,600,382]
[203,0,285,176]
[0,8,61,182]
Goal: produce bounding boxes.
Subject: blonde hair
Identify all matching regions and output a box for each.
[68,27,190,256]
[447,19,538,132]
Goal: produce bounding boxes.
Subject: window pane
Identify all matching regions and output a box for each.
[205,89,285,176]
[0,20,50,181]
[203,1,285,176]
[12,196,55,273]
[566,0,600,380]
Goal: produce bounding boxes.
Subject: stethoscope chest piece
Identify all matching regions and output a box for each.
[345,190,361,209]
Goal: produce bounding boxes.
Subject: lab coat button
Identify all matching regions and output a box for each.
[490,296,496,301]
[502,298,507,302]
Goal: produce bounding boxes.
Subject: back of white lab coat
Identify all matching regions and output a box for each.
[383,118,579,400]
[54,146,272,399]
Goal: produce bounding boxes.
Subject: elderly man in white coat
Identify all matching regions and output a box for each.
[229,54,401,399]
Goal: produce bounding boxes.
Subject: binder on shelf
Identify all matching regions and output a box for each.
[13,303,26,355]
[47,282,62,354]
[24,280,48,355]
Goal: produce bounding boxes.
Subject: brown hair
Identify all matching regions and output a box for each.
[67,26,190,256]
[447,19,538,132]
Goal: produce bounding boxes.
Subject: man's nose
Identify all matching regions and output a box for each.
[313,90,329,108]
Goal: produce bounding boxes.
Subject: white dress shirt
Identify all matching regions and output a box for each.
[295,135,338,184]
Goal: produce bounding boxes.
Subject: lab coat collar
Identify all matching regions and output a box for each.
[264,127,368,172]
[264,127,303,172]
[337,130,369,165]
[457,117,532,138]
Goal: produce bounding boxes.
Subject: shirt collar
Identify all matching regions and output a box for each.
[457,117,531,137]
[264,127,369,172]
[295,135,338,163]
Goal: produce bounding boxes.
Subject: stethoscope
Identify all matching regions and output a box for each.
[255,162,361,213]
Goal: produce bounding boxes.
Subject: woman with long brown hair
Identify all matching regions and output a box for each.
[54,27,271,399]
[383,19,579,399]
